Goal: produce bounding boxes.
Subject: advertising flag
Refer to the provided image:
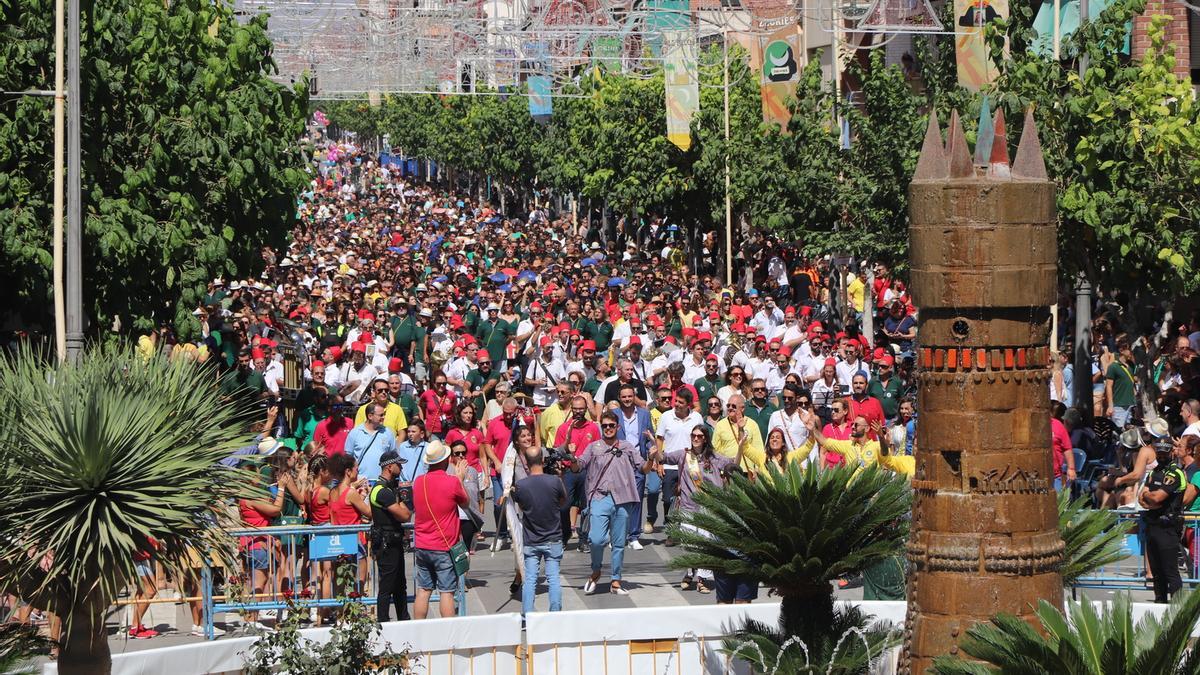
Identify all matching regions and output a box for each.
[758,23,801,131]
[664,29,699,151]
[954,0,1008,90]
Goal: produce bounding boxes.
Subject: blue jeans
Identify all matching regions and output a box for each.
[522,541,564,614]
[627,472,646,542]
[588,495,632,580]
[491,474,509,538]
[644,470,664,525]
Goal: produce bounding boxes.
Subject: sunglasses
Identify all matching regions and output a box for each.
[690,433,706,438]
[451,451,467,457]
[752,387,767,392]
[600,423,618,429]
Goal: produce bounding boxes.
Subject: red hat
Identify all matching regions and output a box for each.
[569,329,581,337]
[809,321,824,331]
[664,336,677,345]
[878,354,896,367]
[780,346,793,357]
[873,347,888,360]
[388,357,403,373]
[784,306,796,316]
[311,360,325,369]
[800,306,813,317]
[251,348,266,359]
[579,340,597,351]
[530,301,543,311]
[328,346,343,361]
[539,336,553,347]
[709,311,720,320]
[691,315,704,325]
[682,327,698,338]
[630,316,642,326]
[824,357,838,367]
[755,335,767,343]
[350,343,366,354]
[705,353,719,362]
[475,349,490,361]
[835,331,848,341]
[770,337,783,344]
[629,336,643,346]
[698,331,713,342]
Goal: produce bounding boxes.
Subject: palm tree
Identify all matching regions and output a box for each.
[1057,490,1128,587]
[0,345,259,674]
[930,590,1200,674]
[668,461,912,673]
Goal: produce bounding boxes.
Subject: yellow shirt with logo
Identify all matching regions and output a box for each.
[354,401,408,439]
[712,417,766,472]
[822,438,914,477]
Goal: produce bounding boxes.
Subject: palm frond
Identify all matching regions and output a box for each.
[0,344,258,624]
[1057,490,1127,586]
[1129,589,1200,675]
[668,461,912,592]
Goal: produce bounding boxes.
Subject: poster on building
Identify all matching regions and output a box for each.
[954,0,1007,90]
[663,29,699,151]
[758,22,801,131]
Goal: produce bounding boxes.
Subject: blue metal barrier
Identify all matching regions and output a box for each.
[1070,511,1200,595]
[203,523,467,640]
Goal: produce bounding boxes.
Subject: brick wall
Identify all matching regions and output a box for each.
[1132,0,1191,80]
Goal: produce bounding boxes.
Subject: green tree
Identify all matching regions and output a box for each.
[669,462,911,672]
[930,591,1200,674]
[0,0,309,340]
[1057,490,1127,586]
[990,0,1200,296]
[0,346,257,674]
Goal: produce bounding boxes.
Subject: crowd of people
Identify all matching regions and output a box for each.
[99,136,1200,636]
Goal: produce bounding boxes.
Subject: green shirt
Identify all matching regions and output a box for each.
[586,320,615,353]
[693,375,722,408]
[396,392,419,425]
[390,314,418,351]
[475,319,514,362]
[745,400,778,438]
[868,376,905,419]
[219,369,266,400]
[1105,360,1136,408]
[466,367,501,418]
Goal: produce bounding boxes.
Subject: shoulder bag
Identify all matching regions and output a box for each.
[576,450,620,541]
[423,477,470,577]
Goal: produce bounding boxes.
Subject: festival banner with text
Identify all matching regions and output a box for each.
[954,0,1007,90]
[758,22,801,131]
[663,29,699,151]
[526,41,553,121]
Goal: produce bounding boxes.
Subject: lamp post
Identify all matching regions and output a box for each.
[66,0,84,361]
[723,27,732,287]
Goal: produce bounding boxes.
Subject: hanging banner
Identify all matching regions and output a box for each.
[646,0,690,55]
[526,41,553,122]
[954,0,1007,91]
[591,35,623,74]
[758,22,801,131]
[663,29,699,151]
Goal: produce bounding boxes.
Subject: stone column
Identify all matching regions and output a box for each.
[901,107,1064,674]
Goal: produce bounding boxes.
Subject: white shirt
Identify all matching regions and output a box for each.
[1184,421,1200,438]
[811,377,840,409]
[768,408,811,453]
[683,356,708,385]
[260,360,285,395]
[525,357,566,407]
[836,359,864,388]
[656,410,704,470]
[748,356,774,382]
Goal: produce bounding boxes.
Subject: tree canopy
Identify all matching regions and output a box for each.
[0,0,310,339]
[328,0,1200,296]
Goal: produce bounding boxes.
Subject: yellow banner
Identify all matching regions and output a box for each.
[758,23,802,131]
[664,29,699,151]
[954,0,1007,91]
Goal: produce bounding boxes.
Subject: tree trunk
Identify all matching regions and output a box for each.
[778,590,835,650]
[57,600,111,675]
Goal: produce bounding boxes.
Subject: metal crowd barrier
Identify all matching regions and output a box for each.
[1070,511,1200,595]
[203,523,466,640]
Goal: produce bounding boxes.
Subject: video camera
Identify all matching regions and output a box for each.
[543,446,574,476]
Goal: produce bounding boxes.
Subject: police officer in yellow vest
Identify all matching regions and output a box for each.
[1138,438,1188,604]
[371,451,413,621]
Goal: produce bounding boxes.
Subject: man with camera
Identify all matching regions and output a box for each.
[511,446,568,613]
[572,411,642,595]
[370,450,414,622]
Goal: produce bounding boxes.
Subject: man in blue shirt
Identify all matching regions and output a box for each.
[345,402,398,482]
[395,421,430,484]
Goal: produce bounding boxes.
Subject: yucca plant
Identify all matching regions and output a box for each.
[930,590,1200,674]
[0,344,259,674]
[1057,490,1128,587]
[668,461,912,673]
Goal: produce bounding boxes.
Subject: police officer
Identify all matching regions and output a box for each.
[1138,437,1187,604]
[371,451,413,621]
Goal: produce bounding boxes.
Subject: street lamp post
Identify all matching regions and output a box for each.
[66,0,84,361]
[723,27,732,287]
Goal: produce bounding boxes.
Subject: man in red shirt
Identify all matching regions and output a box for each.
[313,399,354,456]
[1051,401,1077,491]
[554,395,601,549]
[846,373,884,438]
[412,441,469,619]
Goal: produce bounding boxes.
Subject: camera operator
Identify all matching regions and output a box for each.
[509,433,568,613]
[572,411,642,596]
[370,451,413,622]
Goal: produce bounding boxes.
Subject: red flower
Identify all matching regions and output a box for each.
[348,591,362,599]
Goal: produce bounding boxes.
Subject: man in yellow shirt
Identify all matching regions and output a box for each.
[712,394,765,472]
[846,272,865,315]
[539,382,573,447]
[804,413,914,477]
[355,378,408,438]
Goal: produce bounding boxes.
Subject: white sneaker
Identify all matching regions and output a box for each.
[629,540,644,551]
[308,607,319,624]
[191,624,226,637]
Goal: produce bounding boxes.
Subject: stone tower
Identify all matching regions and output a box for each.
[901,106,1064,673]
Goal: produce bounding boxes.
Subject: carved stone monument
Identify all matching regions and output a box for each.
[901,106,1064,673]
